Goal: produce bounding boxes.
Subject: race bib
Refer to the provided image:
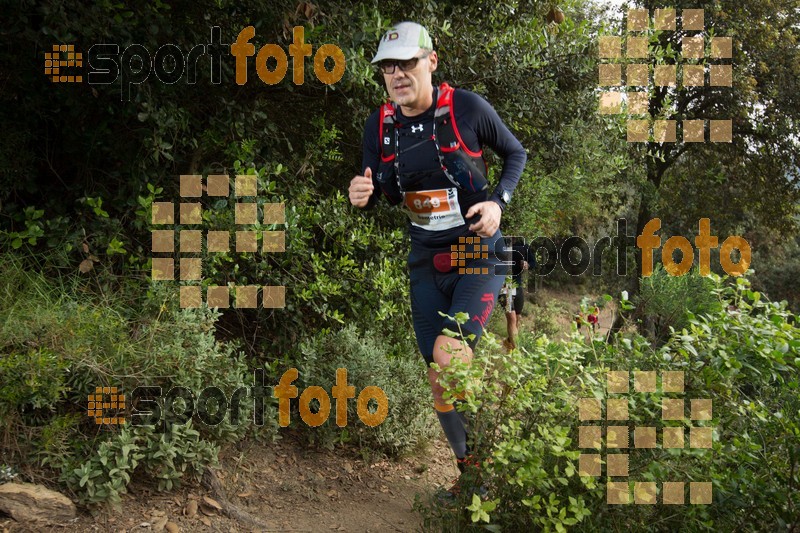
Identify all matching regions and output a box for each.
[403,188,464,231]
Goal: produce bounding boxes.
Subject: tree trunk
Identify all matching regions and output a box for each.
[607,154,664,341]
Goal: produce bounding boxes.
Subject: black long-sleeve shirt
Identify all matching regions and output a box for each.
[360,86,527,249]
[508,241,536,283]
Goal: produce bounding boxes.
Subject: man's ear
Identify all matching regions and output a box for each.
[428,51,438,72]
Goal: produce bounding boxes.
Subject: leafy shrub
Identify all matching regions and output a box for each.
[416,276,799,532]
[138,291,275,444]
[750,234,800,313]
[530,299,570,338]
[0,464,18,482]
[62,423,218,506]
[0,256,274,505]
[289,325,436,457]
[637,264,722,343]
[416,324,599,532]
[0,348,68,418]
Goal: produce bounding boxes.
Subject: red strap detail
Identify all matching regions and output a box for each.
[440,144,459,153]
[448,88,483,158]
[379,102,396,163]
[437,82,454,107]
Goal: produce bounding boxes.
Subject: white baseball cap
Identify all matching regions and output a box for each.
[371,22,434,63]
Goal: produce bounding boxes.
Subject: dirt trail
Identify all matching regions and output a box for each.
[530,286,617,341]
[3,435,457,533]
[0,289,613,533]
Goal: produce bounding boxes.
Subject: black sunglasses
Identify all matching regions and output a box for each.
[378,53,430,75]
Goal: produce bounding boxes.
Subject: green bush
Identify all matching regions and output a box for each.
[416,276,799,532]
[289,325,436,457]
[61,423,218,506]
[531,299,571,338]
[0,348,68,417]
[750,234,800,313]
[637,264,722,344]
[416,324,599,532]
[0,256,275,505]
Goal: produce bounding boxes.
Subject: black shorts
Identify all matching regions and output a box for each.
[408,231,506,366]
[499,286,525,315]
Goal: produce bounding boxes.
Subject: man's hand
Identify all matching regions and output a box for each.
[466,201,502,238]
[349,167,374,208]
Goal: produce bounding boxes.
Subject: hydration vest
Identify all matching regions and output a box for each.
[375,83,489,205]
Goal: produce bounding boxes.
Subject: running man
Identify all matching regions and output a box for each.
[348,22,526,496]
[498,237,535,349]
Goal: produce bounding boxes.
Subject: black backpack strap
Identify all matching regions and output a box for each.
[434,83,459,151]
[433,83,489,193]
[375,101,403,204]
[379,102,397,162]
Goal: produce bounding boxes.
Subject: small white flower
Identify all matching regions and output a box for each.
[621,290,629,301]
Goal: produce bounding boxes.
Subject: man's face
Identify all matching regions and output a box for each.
[383,51,438,109]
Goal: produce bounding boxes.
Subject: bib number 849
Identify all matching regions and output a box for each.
[413,196,440,210]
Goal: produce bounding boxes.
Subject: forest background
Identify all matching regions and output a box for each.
[1,0,798,531]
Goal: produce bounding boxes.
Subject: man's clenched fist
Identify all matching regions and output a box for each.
[466,200,502,238]
[349,167,374,208]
